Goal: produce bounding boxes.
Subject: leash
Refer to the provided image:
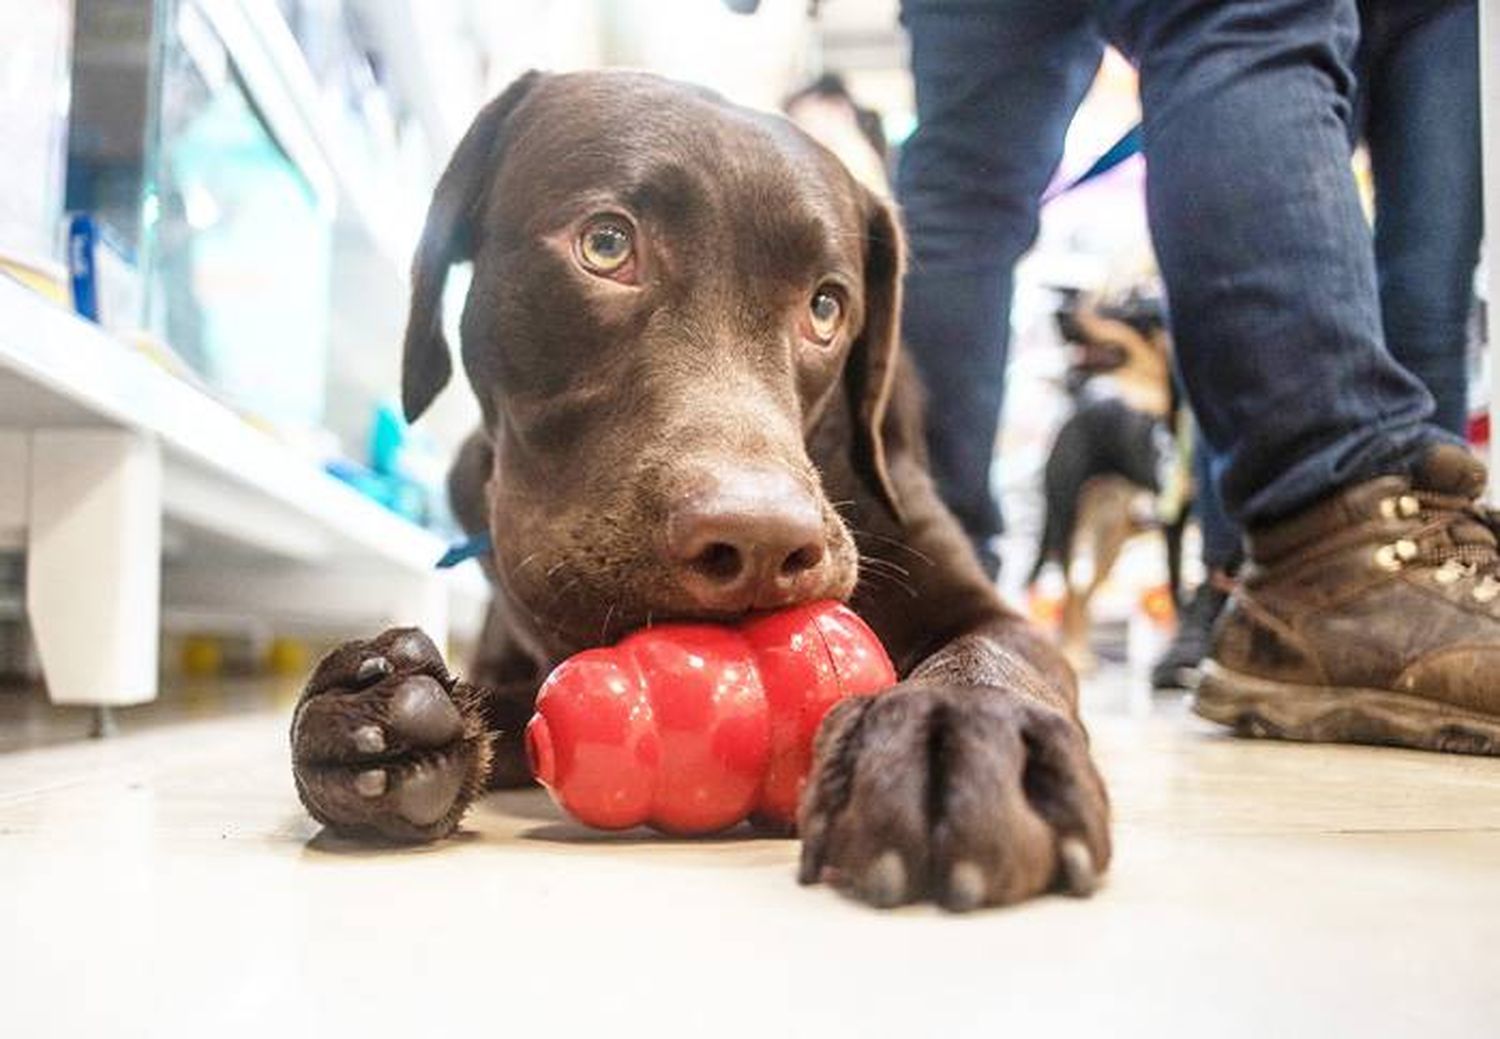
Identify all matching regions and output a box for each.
[1041,122,1142,204]
[436,532,492,568]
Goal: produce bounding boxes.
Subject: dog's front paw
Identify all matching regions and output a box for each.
[291,628,491,842]
[798,683,1110,910]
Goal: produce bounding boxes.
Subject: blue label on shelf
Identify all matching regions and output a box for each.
[66,213,99,322]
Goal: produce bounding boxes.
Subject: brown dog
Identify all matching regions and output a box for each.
[290,70,1110,911]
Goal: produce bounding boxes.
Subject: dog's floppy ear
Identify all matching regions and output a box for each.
[845,191,906,522]
[402,71,543,422]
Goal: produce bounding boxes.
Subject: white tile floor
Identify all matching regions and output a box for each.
[2,670,1498,1038]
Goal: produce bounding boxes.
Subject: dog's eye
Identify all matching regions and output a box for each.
[577,217,636,279]
[804,287,844,344]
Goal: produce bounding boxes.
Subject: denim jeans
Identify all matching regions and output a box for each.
[1192,424,1245,573]
[897,3,1105,577]
[1360,0,1482,437]
[897,0,1459,569]
[1188,0,1480,569]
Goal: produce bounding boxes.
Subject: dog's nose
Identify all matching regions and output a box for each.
[666,466,828,613]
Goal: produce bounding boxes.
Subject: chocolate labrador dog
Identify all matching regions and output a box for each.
[290,70,1110,910]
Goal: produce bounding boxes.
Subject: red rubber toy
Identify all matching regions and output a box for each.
[524,600,896,834]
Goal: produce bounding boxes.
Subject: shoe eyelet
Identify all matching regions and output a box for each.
[1379,498,1398,521]
[1398,495,1421,518]
[1433,560,1467,585]
[1396,539,1419,561]
[1474,579,1500,604]
[1374,544,1402,571]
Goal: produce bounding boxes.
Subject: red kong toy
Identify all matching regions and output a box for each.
[524,601,896,834]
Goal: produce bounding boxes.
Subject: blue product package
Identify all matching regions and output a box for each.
[66,212,99,322]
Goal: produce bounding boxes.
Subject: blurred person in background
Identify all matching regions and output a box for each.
[895,0,1499,754]
[1152,0,1482,689]
[783,72,892,196]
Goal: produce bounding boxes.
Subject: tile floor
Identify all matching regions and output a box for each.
[2,668,1498,1038]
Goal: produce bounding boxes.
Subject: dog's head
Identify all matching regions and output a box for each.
[402,71,903,653]
[1054,289,1169,383]
[1052,289,1173,415]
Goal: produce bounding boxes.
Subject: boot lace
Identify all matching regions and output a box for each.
[1376,491,1500,603]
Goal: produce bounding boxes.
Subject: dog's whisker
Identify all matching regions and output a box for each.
[546,575,586,618]
[855,570,919,599]
[858,554,911,578]
[862,555,914,575]
[858,554,912,578]
[859,570,911,595]
[855,557,919,598]
[852,528,937,567]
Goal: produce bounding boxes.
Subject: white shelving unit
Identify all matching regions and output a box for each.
[0,275,488,707]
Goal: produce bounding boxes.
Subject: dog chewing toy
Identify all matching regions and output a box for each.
[524,600,896,834]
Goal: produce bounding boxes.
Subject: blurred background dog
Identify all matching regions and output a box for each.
[1028,288,1189,671]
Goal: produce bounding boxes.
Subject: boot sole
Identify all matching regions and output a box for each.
[1195,663,1500,756]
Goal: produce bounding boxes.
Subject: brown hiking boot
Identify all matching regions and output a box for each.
[1196,443,1500,755]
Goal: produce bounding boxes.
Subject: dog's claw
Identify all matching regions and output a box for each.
[796,842,823,886]
[1058,837,1097,897]
[861,851,907,908]
[943,860,987,912]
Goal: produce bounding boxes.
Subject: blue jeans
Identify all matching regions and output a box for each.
[1360,0,1482,437]
[1193,425,1244,572]
[1191,0,1481,568]
[897,3,1105,577]
[897,0,1460,570]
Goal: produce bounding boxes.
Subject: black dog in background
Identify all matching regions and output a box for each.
[1028,291,1188,669]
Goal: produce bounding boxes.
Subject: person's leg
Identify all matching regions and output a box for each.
[1364,0,1482,438]
[1151,430,1243,689]
[897,0,1103,578]
[1098,0,1455,527]
[1099,0,1499,753]
[1190,433,1242,576]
